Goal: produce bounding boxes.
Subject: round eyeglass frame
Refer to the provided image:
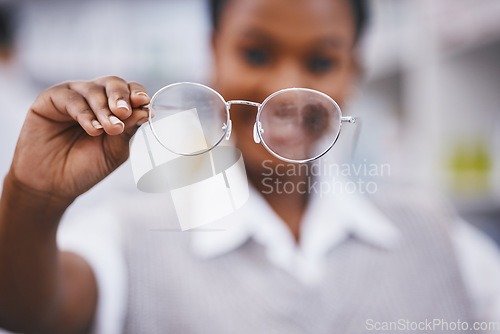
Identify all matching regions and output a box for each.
[147,82,355,164]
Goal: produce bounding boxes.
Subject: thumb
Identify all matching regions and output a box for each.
[122,107,149,138]
[100,107,148,171]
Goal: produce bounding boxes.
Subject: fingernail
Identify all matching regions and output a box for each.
[150,108,155,119]
[116,100,130,111]
[136,92,149,99]
[92,120,103,129]
[137,119,148,126]
[109,116,124,127]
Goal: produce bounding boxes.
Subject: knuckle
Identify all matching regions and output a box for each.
[129,81,144,90]
[37,88,52,100]
[109,90,128,101]
[106,75,126,84]
[32,93,47,109]
[70,81,89,93]
[45,84,66,96]
[85,84,104,96]
[74,108,92,124]
[93,75,124,86]
[69,80,86,88]
[75,111,86,123]
[33,87,58,110]
[67,91,82,102]
[50,83,66,91]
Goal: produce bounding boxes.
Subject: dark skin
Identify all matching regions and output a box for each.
[0,78,150,333]
[213,0,357,240]
[0,0,357,332]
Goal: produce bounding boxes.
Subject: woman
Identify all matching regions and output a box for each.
[1,0,499,333]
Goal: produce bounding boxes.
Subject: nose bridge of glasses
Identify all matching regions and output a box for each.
[227,100,261,109]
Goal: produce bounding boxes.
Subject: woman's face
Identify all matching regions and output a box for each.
[212,0,357,173]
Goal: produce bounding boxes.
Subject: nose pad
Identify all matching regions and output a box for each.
[223,120,232,140]
[253,121,263,143]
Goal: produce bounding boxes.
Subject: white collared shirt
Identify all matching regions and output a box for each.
[190,184,401,285]
[56,183,500,334]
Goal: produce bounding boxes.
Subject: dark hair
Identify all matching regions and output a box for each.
[209,0,369,41]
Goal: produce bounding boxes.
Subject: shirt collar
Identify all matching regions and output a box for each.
[299,184,401,260]
[190,178,401,260]
[189,185,262,259]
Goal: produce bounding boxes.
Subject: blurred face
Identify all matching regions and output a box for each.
[212,0,357,173]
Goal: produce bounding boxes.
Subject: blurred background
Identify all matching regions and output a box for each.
[0,0,499,243]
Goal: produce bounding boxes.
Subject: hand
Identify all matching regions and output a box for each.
[8,76,150,201]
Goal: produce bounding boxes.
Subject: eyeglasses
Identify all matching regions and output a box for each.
[143,82,357,164]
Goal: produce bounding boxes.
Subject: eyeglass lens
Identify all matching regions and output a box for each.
[149,83,228,155]
[259,89,341,161]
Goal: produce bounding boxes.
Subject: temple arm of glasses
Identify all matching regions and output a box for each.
[343,116,361,161]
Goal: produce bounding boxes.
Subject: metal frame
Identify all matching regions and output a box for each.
[145,82,357,163]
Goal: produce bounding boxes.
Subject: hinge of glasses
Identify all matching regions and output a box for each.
[341,116,356,123]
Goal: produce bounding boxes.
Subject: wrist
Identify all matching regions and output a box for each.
[1,171,74,227]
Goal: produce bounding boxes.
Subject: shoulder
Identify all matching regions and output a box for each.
[367,182,459,233]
